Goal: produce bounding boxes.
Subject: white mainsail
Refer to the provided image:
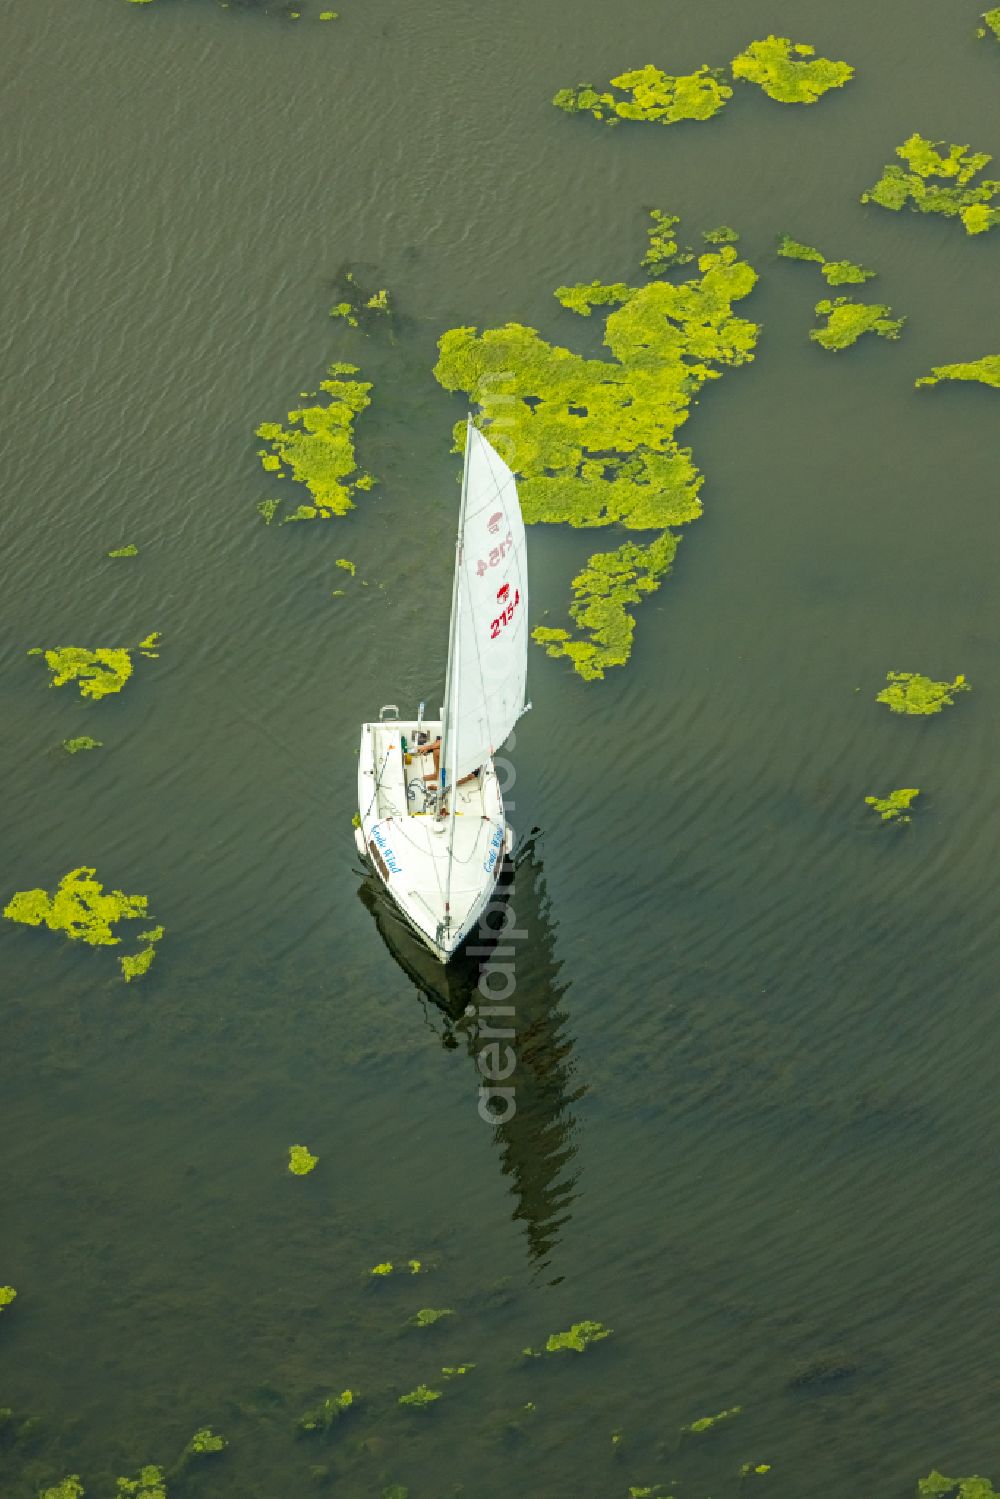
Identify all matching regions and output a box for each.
[442,423,529,786]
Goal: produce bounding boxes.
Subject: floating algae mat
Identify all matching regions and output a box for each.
[552,64,732,127]
[809,298,905,351]
[916,354,1000,389]
[523,1319,613,1355]
[27,635,162,700]
[433,224,760,681]
[255,363,375,523]
[730,36,854,104]
[552,37,853,126]
[28,646,133,700]
[978,10,1000,41]
[875,671,970,715]
[288,1144,319,1175]
[861,133,1000,235]
[3,867,165,983]
[681,1403,743,1435]
[641,209,695,273]
[865,789,920,824]
[61,736,103,754]
[776,234,876,286]
[920,1474,1000,1499]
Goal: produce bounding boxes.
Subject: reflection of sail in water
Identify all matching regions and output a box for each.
[358,835,583,1274]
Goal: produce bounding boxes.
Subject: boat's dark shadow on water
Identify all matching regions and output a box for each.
[357,830,585,1281]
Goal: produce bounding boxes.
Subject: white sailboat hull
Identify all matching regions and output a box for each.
[356,718,512,963]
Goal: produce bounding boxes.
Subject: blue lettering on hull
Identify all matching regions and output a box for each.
[372,825,402,875]
[483,825,504,873]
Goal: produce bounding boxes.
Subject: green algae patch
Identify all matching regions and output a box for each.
[408,1307,454,1327]
[62,737,102,754]
[0,1286,16,1312]
[865,788,920,824]
[547,1319,612,1352]
[703,226,739,245]
[120,947,155,984]
[555,281,633,317]
[31,646,133,700]
[108,544,138,558]
[121,925,165,984]
[777,235,825,265]
[731,37,853,104]
[523,1319,612,1356]
[41,1481,85,1499]
[777,235,875,285]
[398,1384,441,1408]
[138,632,161,658]
[810,298,904,351]
[434,233,760,680]
[553,64,732,127]
[116,1467,166,1499]
[533,532,679,681]
[916,354,1000,389]
[184,1428,226,1457]
[682,1405,743,1435]
[256,363,374,521]
[434,244,758,532]
[980,9,1000,40]
[876,671,969,715]
[861,134,1000,234]
[366,1256,424,1276]
[642,210,695,273]
[329,268,392,331]
[4,870,161,984]
[298,1390,357,1433]
[441,1364,475,1377]
[741,1463,772,1477]
[334,557,356,574]
[288,1144,318,1175]
[961,203,1000,233]
[4,866,149,948]
[257,499,281,525]
[920,1475,1000,1499]
[822,260,876,286]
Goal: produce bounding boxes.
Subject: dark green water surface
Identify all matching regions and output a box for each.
[3,1,1000,1495]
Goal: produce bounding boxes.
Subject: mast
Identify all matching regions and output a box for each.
[439,415,473,937]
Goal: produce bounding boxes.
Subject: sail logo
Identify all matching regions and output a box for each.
[475,528,513,576]
[487,511,503,535]
[490,583,520,639]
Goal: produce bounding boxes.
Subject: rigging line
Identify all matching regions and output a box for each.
[362,745,394,823]
[390,817,448,899]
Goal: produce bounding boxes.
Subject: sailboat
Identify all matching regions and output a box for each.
[355,418,530,963]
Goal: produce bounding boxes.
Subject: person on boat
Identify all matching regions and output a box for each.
[413,732,479,786]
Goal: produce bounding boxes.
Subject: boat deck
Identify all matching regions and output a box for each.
[366,721,487,823]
